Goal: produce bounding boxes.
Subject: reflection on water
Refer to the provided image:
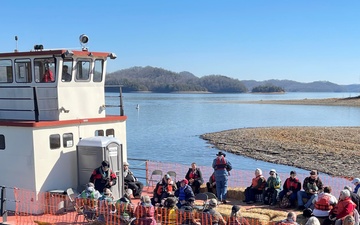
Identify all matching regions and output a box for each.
[106,92,360,177]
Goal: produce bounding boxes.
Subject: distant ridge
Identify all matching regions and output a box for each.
[106,66,360,93]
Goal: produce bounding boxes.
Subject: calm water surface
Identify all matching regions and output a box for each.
[107,92,360,175]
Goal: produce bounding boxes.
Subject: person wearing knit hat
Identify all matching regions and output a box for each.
[212,151,232,204]
[329,189,357,224]
[175,179,194,208]
[278,171,301,208]
[263,169,281,205]
[79,182,102,199]
[243,168,266,204]
[352,178,360,196]
[230,204,250,225]
[89,160,117,193]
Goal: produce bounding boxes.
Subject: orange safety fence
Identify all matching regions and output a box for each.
[12,188,275,225]
[5,160,356,225]
[146,160,353,197]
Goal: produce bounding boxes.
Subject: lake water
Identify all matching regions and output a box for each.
[106,92,360,175]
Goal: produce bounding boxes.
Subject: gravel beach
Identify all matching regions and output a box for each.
[200,96,360,178]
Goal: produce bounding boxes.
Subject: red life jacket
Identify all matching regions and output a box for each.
[189,170,199,179]
[215,157,227,170]
[285,178,299,190]
[156,182,174,196]
[251,175,266,190]
[315,194,333,211]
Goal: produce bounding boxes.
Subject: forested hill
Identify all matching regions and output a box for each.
[106,66,360,93]
[106,66,248,93]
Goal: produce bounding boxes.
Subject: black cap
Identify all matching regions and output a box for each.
[102,160,110,167]
[216,151,226,157]
[290,171,296,175]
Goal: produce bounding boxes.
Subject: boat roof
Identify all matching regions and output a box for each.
[77,136,122,147]
[0,49,110,58]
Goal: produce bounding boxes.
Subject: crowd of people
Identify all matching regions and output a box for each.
[77,155,360,225]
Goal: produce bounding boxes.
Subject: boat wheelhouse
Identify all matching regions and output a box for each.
[0,35,127,210]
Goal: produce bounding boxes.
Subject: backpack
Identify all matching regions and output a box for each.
[280,196,292,208]
[264,189,274,205]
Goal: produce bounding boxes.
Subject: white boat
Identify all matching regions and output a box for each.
[0,35,127,211]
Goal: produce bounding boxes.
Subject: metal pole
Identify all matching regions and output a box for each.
[119,86,124,116]
[1,186,7,224]
[33,87,39,122]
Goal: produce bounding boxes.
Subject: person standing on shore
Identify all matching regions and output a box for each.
[212,151,232,204]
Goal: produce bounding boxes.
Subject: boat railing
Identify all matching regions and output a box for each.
[0,185,18,224]
[0,186,6,224]
[127,158,148,182]
[105,85,125,116]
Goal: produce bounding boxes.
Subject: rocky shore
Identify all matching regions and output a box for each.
[200,96,360,178]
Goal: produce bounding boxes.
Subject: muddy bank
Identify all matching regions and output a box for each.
[201,126,360,178]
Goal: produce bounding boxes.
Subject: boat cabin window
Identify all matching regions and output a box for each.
[106,129,114,137]
[15,59,32,83]
[0,135,5,150]
[63,133,74,148]
[0,59,13,83]
[93,59,103,82]
[95,130,104,136]
[34,58,56,83]
[62,60,73,82]
[49,134,61,149]
[75,59,90,81]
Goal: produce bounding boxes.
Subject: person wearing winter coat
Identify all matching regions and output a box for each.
[263,169,281,205]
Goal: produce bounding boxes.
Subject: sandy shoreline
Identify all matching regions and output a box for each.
[200,97,360,178]
[231,95,360,107]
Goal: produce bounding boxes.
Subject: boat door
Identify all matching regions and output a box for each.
[76,136,124,200]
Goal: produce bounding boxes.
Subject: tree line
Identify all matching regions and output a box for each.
[106,66,248,93]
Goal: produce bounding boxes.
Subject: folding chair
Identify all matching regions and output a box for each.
[148,169,163,187]
[66,188,85,224]
[193,193,208,212]
[67,188,98,223]
[167,171,177,182]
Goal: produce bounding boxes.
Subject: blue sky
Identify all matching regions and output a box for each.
[1,1,360,85]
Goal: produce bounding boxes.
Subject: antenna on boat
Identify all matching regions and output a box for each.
[14,36,18,52]
[79,34,89,51]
